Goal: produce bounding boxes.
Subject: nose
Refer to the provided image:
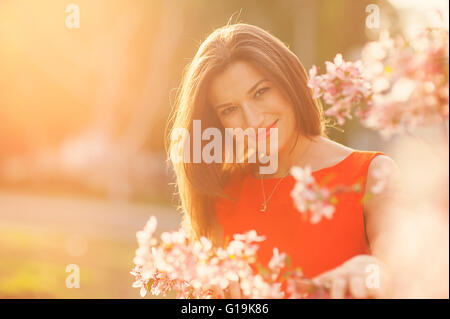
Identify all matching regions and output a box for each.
[241,101,264,130]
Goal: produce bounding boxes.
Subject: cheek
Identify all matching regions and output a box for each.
[269,92,294,119]
[283,112,297,136]
[219,114,243,129]
[219,117,232,129]
[279,106,297,140]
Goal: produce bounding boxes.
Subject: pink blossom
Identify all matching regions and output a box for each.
[370,161,395,194]
[290,165,336,224]
[131,216,323,299]
[308,27,448,139]
[286,270,312,299]
[268,247,287,281]
[308,54,373,126]
[233,230,266,243]
[362,29,449,138]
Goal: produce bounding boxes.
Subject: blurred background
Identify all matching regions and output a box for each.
[0,0,448,298]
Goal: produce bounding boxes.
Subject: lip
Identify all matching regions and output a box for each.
[257,119,279,141]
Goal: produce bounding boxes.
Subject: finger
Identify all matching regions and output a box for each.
[313,268,343,290]
[330,277,347,299]
[228,280,242,299]
[349,276,367,299]
[312,270,333,288]
[366,280,382,299]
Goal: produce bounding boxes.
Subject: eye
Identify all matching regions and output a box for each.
[220,106,237,116]
[254,87,270,98]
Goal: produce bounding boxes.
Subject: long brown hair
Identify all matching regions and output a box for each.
[166,23,328,246]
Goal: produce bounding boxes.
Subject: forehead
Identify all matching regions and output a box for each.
[207,60,266,107]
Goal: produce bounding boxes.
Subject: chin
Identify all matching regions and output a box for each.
[275,135,296,156]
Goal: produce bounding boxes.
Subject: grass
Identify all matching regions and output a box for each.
[0,226,155,298]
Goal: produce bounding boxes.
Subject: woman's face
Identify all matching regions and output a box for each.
[207,60,298,157]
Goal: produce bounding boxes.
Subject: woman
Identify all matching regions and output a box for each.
[167,23,398,298]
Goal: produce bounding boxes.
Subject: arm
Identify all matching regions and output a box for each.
[361,154,401,298]
[313,155,401,298]
[364,155,401,259]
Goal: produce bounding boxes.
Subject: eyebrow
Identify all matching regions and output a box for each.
[214,78,269,110]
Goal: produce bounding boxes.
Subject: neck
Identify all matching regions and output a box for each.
[253,133,319,179]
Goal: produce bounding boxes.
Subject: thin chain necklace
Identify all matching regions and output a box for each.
[257,139,313,213]
[259,172,289,212]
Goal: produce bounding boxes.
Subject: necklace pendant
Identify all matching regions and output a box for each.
[260,202,267,212]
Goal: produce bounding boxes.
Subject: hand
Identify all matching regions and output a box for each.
[212,279,242,299]
[312,255,389,299]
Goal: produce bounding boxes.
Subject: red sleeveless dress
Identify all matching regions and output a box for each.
[214,150,386,279]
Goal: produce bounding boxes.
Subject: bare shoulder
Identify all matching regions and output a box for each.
[363,154,403,245]
[366,154,401,196]
[312,136,355,162]
[368,155,399,178]
[369,155,397,169]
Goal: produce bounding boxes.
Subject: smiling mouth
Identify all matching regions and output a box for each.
[257,119,279,141]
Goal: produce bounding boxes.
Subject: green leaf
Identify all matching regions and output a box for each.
[330,196,338,205]
[361,192,373,204]
[352,182,362,192]
[280,271,293,279]
[279,271,293,282]
[255,263,269,277]
[285,255,292,268]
